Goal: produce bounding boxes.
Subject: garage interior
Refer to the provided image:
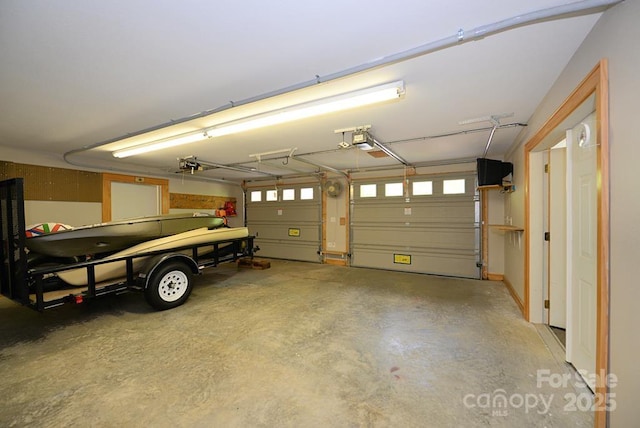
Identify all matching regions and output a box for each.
[1,1,638,427]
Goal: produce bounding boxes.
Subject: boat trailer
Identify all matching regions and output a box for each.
[0,178,256,311]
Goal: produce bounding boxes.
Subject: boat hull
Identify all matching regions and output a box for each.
[26,213,225,257]
[57,227,249,286]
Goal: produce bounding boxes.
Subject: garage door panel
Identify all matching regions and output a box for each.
[251,224,319,242]
[248,204,319,222]
[351,173,479,278]
[352,200,475,223]
[351,247,478,277]
[246,184,321,263]
[352,226,476,250]
[255,240,319,263]
[353,243,476,257]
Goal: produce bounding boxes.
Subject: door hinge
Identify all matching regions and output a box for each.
[544,231,550,241]
[544,299,550,309]
[544,164,549,173]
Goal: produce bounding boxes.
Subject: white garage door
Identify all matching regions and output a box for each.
[246,184,321,263]
[350,172,480,278]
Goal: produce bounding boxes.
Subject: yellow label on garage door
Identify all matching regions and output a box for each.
[288,228,300,237]
[393,254,411,265]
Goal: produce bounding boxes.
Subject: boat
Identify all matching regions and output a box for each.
[57,226,249,286]
[25,213,226,258]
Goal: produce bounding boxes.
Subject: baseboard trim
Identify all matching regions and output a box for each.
[487,273,504,281]
[503,275,525,317]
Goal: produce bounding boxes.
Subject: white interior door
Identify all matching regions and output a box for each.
[549,146,567,328]
[567,112,597,390]
[111,182,161,221]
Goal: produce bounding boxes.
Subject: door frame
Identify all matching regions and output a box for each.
[524,60,609,427]
[102,173,170,222]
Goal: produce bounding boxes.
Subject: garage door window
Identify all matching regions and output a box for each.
[266,190,278,201]
[300,187,314,200]
[412,181,433,196]
[443,179,466,195]
[360,184,377,198]
[385,182,403,197]
[250,191,262,202]
[283,189,295,201]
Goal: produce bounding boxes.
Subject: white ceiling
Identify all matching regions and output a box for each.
[0,1,606,182]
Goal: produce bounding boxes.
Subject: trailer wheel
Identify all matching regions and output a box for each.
[145,261,193,310]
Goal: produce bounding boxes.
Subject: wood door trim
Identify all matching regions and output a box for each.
[524,59,609,427]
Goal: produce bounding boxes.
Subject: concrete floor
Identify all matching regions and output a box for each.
[1,260,593,427]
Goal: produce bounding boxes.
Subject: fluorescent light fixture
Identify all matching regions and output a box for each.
[113,80,404,158]
[113,132,209,158]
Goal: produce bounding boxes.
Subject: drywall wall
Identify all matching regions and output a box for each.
[504,1,639,425]
[24,201,102,227]
[503,142,526,303]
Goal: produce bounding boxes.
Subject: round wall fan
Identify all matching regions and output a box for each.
[325,180,343,197]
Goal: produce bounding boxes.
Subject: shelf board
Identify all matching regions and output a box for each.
[478,184,515,192]
[489,224,524,232]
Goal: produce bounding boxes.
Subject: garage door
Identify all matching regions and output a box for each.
[246,184,321,262]
[350,172,480,278]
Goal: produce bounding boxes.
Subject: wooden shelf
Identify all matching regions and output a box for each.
[489,224,524,232]
[478,184,515,193]
[479,182,517,279]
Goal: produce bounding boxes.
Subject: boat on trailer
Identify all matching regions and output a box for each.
[1,178,258,311]
[57,226,249,286]
[25,213,226,258]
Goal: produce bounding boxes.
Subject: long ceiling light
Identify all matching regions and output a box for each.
[112,80,405,158]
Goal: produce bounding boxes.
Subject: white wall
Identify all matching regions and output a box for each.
[504,2,640,425]
[503,143,526,301]
[24,201,102,227]
[0,146,76,169]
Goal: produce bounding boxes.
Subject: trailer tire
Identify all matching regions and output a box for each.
[145,261,193,310]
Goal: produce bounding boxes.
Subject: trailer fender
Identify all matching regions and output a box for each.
[138,253,199,290]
